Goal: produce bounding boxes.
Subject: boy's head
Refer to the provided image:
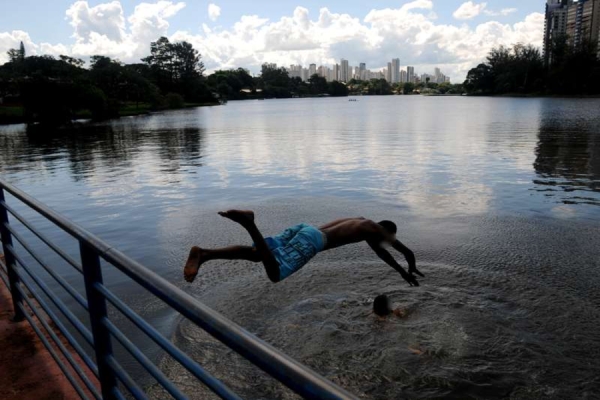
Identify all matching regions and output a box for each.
[373,294,392,316]
[378,220,397,243]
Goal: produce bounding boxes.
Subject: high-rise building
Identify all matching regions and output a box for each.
[308,63,317,77]
[566,0,600,49]
[333,64,340,81]
[287,65,302,79]
[407,66,415,83]
[391,58,400,83]
[340,59,349,82]
[400,70,407,83]
[386,62,392,82]
[359,63,366,80]
[327,69,334,82]
[544,0,569,65]
[301,68,309,81]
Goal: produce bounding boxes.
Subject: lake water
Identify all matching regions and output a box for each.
[1,96,599,399]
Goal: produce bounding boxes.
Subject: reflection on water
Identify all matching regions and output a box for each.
[1,98,599,219]
[1,97,599,399]
[534,112,600,205]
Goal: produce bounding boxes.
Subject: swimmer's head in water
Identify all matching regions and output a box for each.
[378,220,397,243]
[373,294,392,316]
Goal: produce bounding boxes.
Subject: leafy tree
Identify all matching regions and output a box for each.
[368,79,393,95]
[308,74,328,95]
[259,63,293,98]
[464,64,494,94]
[166,93,185,109]
[403,82,415,94]
[206,68,255,100]
[142,36,211,101]
[328,81,348,97]
[60,55,85,68]
[464,41,597,95]
[7,41,25,63]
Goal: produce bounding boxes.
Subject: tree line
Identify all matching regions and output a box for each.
[0,37,216,125]
[464,39,600,95]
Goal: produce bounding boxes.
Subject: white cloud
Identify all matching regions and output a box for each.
[453,1,487,20]
[62,0,186,62]
[484,8,518,17]
[208,3,221,22]
[0,1,544,81]
[0,31,36,62]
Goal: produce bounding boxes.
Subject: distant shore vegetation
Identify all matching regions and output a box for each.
[2,35,599,126]
[464,39,600,96]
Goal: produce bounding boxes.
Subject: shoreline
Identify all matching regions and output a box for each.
[0,101,220,126]
[467,93,600,99]
[3,94,600,126]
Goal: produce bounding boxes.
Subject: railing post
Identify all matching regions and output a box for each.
[0,188,25,322]
[80,242,117,400]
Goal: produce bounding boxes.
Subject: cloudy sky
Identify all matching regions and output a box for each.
[0,0,545,81]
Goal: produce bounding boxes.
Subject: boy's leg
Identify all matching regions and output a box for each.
[218,210,281,282]
[184,245,261,282]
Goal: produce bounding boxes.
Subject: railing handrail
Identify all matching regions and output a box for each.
[0,177,358,400]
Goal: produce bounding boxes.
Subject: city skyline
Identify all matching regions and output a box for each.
[285,59,451,84]
[0,1,545,81]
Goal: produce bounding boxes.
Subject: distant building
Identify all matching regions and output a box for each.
[400,70,407,83]
[359,63,366,80]
[301,68,309,81]
[327,68,334,82]
[407,66,415,83]
[421,73,434,84]
[341,59,349,82]
[287,65,302,80]
[333,63,340,81]
[391,58,400,83]
[317,65,333,81]
[309,64,317,77]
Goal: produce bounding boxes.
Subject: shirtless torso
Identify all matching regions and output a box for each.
[319,217,384,250]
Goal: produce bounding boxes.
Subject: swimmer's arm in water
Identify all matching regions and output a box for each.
[368,240,419,287]
[392,240,424,278]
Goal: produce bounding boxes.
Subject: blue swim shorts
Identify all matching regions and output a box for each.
[261,223,326,281]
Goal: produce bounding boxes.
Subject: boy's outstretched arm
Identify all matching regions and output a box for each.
[392,240,424,277]
[368,241,419,286]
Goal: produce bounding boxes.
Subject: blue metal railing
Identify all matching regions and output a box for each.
[0,178,358,400]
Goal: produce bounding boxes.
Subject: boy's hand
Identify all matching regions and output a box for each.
[402,271,419,287]
[409,264,425,278]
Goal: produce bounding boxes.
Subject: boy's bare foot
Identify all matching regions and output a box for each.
[218,210,255,226]
[184,246,206,283]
